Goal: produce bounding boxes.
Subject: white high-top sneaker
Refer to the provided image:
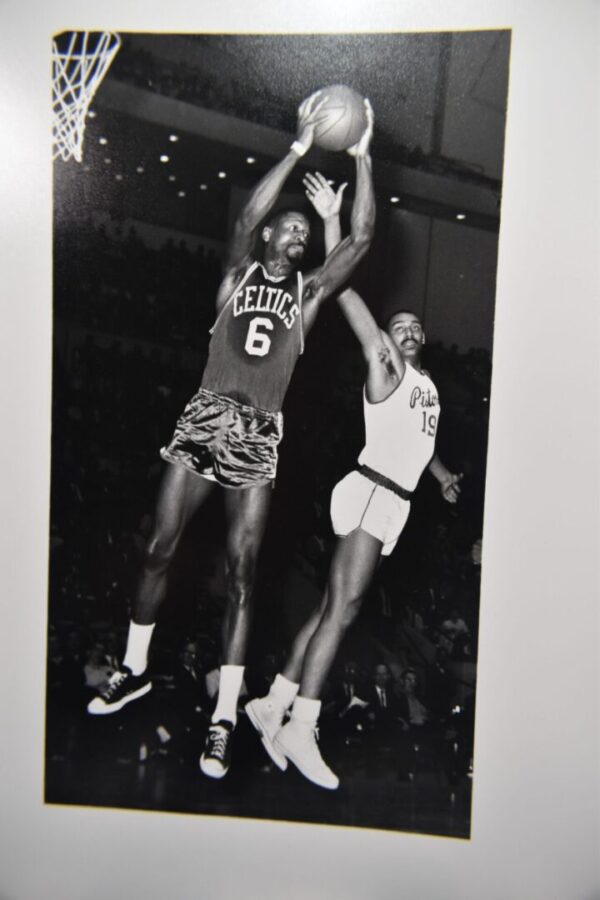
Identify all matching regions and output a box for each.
[245,696,287,770]
[274,719,339,790]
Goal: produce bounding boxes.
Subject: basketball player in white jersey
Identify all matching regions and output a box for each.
[87,95,376,781]
[246,173,462,788]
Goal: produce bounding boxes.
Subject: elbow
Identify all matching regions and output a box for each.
[352,231,373,261]
[352,214,375,253]
[236,210,255,234]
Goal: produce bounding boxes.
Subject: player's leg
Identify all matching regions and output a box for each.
[283,588,330,684]
[133,464,215,625]
[221,482,273,664]
[245,588,330,770]
[200,482,272,778]
[274,528,382,788]
[300,529,382,698]
[88,464,215,714]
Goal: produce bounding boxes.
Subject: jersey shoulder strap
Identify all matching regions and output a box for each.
[209,260,259,334]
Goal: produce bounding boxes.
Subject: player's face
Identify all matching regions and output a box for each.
[272,213,311,262]
[387,312,424,359]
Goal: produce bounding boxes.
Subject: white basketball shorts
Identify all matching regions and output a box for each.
[330,470,411,557]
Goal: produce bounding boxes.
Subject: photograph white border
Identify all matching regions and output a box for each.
[1,2,598,898]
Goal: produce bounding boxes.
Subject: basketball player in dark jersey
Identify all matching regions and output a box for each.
[246,173,462,788]
[87,92,376,780]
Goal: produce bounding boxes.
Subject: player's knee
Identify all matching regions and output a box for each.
[225,552,256,607]
[327,591,363,632]
[143,531,178,573]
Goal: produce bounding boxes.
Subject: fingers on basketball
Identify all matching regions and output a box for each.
[308,85,368,152]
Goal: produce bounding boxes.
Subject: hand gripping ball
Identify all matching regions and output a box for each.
[311,85,367,152]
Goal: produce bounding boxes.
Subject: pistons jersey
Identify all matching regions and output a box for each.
[201,261,304,412]
[358,362,440,492]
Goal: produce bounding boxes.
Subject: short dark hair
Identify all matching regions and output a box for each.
[383,309,421,331]
[266,208,310,231]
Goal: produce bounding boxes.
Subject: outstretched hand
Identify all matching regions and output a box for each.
[296,90,328,152]
[440,473,463,504]
[347,98,374,157]
[303,171,348,219]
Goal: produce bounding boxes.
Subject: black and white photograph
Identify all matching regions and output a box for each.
[2,2,599,897]
[47,29,509,838]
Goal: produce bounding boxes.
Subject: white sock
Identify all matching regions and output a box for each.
[211,665,245,726]
[290,695,321,727]
[269,673,299,709]
[122,621,155,675]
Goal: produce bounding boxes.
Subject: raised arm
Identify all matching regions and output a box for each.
[302,101,376,309]
[214,91,326,309]
[303,172,402,398]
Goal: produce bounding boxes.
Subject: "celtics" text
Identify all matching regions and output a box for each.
[233,284,300,330]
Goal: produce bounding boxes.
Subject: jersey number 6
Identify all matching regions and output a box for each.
[244,316,273,357]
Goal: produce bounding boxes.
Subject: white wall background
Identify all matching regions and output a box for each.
[0,2,598,899]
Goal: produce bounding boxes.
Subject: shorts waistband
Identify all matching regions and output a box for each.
[357,464,413,501]
[196,387,281,422]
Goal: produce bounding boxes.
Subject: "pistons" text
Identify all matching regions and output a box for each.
[410,386,439,408]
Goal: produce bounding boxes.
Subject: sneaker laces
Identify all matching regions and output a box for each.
[207,726,229,760]
[102,669,127,698]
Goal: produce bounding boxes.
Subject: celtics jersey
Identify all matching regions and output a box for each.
[201,261,304,412]
[358,362,440,491]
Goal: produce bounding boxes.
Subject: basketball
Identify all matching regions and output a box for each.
[311,85,367,152]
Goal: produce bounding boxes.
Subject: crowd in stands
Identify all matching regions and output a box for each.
[108,36,499,187]
[48,215,487,786]
[111,38,298,133]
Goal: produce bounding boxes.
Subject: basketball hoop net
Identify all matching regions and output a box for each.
[52,31,121,163]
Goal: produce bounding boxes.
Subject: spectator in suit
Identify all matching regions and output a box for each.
[363,662,407,777]
[365,663,406,737]
[174,641,211,722]
[396,667,429,730]
[324,660,369,751]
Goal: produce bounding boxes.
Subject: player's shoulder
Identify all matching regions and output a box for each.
[420,367,433,380]
[223,257,257,286]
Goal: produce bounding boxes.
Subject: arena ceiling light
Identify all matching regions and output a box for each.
[177,190,186,198]
[456,213,466,220]
[136,166,144,174]
[104,158,111,164]
[218,171,227,179]
[199,184,208,190]
[246,156,256,164]
[168,174,176,182]
[160,154,170,163]
[87,110,97,119]
[169,134,179,142]
[390,196,400,203]
[99,136,108,145]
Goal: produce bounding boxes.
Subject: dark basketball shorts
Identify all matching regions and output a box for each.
[160,387,283,489]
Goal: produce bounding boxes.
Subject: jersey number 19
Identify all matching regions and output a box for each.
[422,411,438,437]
